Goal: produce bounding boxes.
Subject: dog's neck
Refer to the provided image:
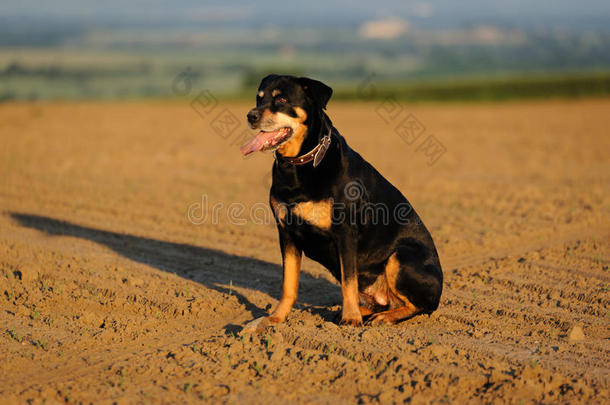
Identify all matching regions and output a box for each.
[275,110,331,161]
[272,111,342,192]
[304,110,331,150]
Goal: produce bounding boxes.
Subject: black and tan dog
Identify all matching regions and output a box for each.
[241,74,443,326]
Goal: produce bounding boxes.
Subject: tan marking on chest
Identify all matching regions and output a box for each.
[292,199,333,229]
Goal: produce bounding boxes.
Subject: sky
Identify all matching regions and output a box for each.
[1,0,609,31]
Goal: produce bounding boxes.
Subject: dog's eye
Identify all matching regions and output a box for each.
[276,97,287,104]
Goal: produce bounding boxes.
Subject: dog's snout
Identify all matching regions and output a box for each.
[247,109,261,124]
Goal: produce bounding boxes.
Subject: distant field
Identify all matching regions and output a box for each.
[2,48,610,102]
[3,68,610,102]
[332,72,610,102]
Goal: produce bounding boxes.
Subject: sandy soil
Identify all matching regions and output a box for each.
[0,98,609,404]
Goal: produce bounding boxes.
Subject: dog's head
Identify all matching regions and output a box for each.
[241,74,332,157]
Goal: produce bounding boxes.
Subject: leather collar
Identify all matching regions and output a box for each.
[280,128,332,168]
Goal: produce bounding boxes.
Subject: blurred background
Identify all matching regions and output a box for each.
[1,0,610,102]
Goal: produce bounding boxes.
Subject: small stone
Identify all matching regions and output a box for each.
[568,325,585,341]
[240,317,271,335]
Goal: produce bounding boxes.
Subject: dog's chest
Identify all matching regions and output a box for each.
[270,196,334,231]
[270,195,341,278]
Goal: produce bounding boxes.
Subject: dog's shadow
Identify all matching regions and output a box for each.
[9,213,341,329]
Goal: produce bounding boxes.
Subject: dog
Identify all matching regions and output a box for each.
[241,74,443,326]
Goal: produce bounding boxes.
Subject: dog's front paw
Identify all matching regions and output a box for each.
[340,318,363,327]
[339,312,363,327]
[268,315,285,324]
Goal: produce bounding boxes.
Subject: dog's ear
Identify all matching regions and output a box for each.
[298,77,333,110]
[258,74,280,91]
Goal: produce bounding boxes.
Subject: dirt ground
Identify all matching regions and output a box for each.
[0,98,609,404]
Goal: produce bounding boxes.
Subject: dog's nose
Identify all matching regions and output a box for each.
[247,109,261,124]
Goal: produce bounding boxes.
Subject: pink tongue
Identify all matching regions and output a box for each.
[240,130,282,156]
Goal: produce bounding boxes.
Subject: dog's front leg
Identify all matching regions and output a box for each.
[269,230,302,323]
[337,231,362,326]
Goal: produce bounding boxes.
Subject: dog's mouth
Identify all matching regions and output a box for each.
[240,127,293,156]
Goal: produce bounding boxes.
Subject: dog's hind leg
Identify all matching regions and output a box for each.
[367,245,442,325]
[366,253,420,324]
